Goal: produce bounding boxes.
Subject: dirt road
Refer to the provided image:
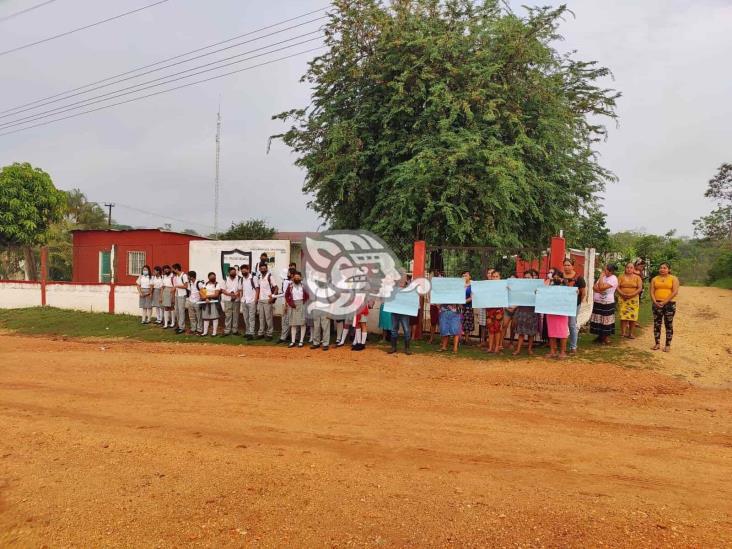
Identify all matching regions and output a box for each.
[1,321,730,548]
[627,285,732,388]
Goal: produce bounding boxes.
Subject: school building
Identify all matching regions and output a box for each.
[71,229,208,285]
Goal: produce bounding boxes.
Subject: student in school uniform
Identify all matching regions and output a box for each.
[278,267,294,344]
[171,264,189,334]
[151,266,164,324]
[239,264,258,340]
[161,265,176,328]
[136,265,153,324]
[285,271,309,348]
[351,299,371,352]
[221,267,241,336]
[200,272,222,336]
[186,271,203,335]
[256,262,278,340]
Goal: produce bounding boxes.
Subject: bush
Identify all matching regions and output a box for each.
[707,250,732,285]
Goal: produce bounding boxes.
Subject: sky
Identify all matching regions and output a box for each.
[1,0,730,238]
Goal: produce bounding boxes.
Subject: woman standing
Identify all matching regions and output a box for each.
[562,258,586,354]
[200,272,222,337]
[590,264,618,344]
[650,262,680,352]
[461,271,474,343]
[617,263,643,339]
[136,265,153,324]
[545,271,571,359]
[513,269,539,356]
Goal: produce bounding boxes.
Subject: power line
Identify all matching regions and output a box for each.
[0,6,330,115]
[0,46,325,137]
[0,22,325,123]
[114,204,215,231]
[0,0,172,57]
[0,0,58,23]
[0,35,324,131]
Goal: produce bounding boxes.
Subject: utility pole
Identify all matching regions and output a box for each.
[104,202,115,227]
[214,105,222,235]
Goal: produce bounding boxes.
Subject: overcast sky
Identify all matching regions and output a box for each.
[1,0,730,238]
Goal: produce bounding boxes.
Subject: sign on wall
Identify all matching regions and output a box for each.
[189,240,291,283]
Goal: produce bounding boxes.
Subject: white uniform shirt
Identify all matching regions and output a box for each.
[136,274,152,289]
[222,275,241,302]
[162,274,174,289]
[257,271,276,301]
[204,281,221,301]
[240,274,258,304]
[173,273,189,297]
[152,276,164,290]
[290,283,304,301]
[189,280,202,303]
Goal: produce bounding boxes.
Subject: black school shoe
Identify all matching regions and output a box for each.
[322,345,329,351]
[310,343,321,350]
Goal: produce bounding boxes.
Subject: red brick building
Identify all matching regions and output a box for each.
[72,229,207,285]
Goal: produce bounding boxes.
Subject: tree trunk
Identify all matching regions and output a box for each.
[22,246,38,281]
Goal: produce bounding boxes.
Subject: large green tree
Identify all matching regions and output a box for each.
[0,162,66,279]
[693,163,732,244]
[214,218,276,240]
[273,0,619,253]
[46,189,109,280]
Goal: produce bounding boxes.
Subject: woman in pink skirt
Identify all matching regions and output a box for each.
[546,271,570,359]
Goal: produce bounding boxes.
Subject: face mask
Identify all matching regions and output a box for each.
[143,270,149,275]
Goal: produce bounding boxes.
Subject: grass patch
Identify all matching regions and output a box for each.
[710,277,732,290]
[0,306,653,366]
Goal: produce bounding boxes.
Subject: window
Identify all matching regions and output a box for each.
[127,251,146,276]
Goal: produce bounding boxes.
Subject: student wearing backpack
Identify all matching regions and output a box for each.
[239,263,258,340]
[221,266,241,336]
[186,271,203,335]
[172,263,189,334]
[256,262,278,340]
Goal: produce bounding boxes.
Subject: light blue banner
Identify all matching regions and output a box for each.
[534,286,578,317]
[471,280,508,308]
[429,277,466,305]
[507,279,545,307]
[383,289,420,316]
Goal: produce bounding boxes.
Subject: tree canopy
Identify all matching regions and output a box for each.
[0,162,65,247]
[693,163,731,243]
[273,0,619,253]
[214,218,276,240]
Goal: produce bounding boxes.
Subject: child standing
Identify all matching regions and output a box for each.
[151,266,164,324]
[285,271,309,348]
[136,265,153,324]
[161,265,175,328]
[485,270,504,353]
[201,272,222,337]
[546,271,571,359]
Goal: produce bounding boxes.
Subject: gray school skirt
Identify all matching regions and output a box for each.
[162,288,174,308]
[201,300,222,320]
[139,290,152,309]
[288,300,305,326]
[152,288,162,307]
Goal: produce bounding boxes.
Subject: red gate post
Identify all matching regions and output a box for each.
[40,246,48,306]
[413,240,426,339]
[550,235,566,273]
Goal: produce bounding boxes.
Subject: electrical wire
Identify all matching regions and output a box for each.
[0,0,58,23]
[113,204,215,231]
[0,5,330,115]
[0,46,325,137]
[0,0,172,57]
[0,17,326,121]
[0,34,324,130]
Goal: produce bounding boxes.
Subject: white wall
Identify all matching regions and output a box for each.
[0,282,41,308]
[114,285,140,316]
[45,283,109,313]
[189,240,291,283]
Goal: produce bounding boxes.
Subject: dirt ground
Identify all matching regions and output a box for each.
[627,286,732,388]
[1,288,731,548]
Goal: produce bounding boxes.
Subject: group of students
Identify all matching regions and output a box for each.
[135,253,372,351]
[424,259,587,359]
